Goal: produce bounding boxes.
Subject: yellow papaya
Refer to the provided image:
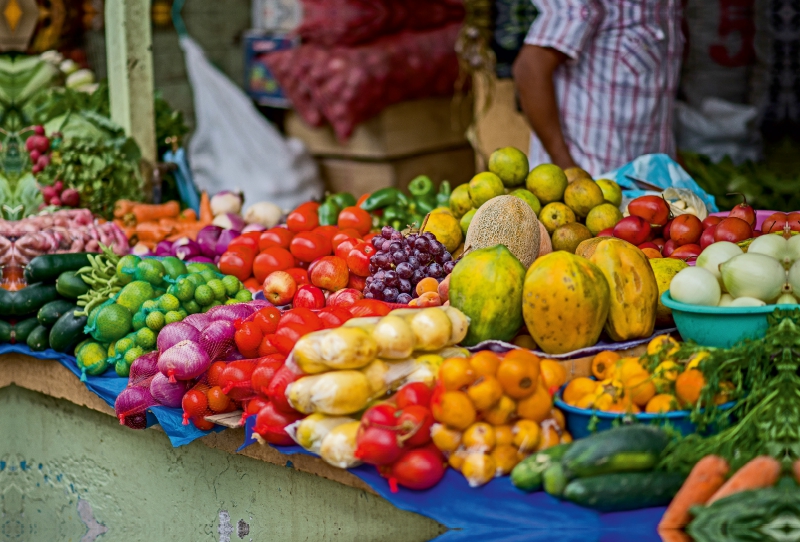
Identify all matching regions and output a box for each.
[574,237,610,259]
[522,252,610,354]
[589,238,658,341]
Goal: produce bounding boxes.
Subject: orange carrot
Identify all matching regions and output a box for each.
[114,200,136,218]
[794,460,800,485]
[706,456,781,505]
[131,201,180,224]
[659,455,729,530]
[179,208,198,222]
[199,191,213,224]
[132,222,172,243]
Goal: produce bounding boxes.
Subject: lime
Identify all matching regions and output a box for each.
[489,147,529,188]
[185,273,206,287]
[141,299,159,312]
[93,304,133,343]
[116,280,155,313]
[195,284,214,306]
[187,262,217,275]
[165,310,183,325]
[459,208,476,237]
[131,311,147,331]
[115,255,141,286]
[77,342,109,377]
[222,275,240,297]
[158,293,181,312]
[124,346,145,365]
[115,337,135,356]
[154,288,167,298]
[449,184,473,219]
[135,259,166,286]
[135,328,157,349]
[563,179,605,218]
[161,256,188,280]
[200,269,219,283]
[468,172,505,209]
[234,289,253,302]
[510,188,542,216]
[177,308,188,319]
[206,279,227,301]
[585,203,624,236]
[526,164,568,205]
[145,311,166,332]
[595,179,623,207]
[182,300,201,314]
[172,278,197,302]
[551,223,593,253]
[225,298,240,305]
[115,359,131,377]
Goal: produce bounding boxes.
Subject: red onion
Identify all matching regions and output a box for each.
[242,223,267,233]
[131,243,154,257]
[197,225,223,257]
[200,320,236,360]
[157,322,201,354]
[206,303,254,322]
[212,213,246,232]
[173,237,202,260]
[128,351,160,387]
[115,386,157,429]
[215,228,241,256]
[158,340,211,383]
[183,313,211,331]
[155,240,174,256]
[188,255,214,263]
[150,372,189,408]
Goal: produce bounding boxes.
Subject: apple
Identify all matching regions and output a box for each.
[651,238,666,251]
[262,270,297,305]
[597,228,615,237]
[613,216,651,245]
[669,214,702,246]
[285,267,310,286]
[662,239,677,257]
[347,273,367,291]
[327,287,364,308]
[700,225,717,249]
[310,256,349,291]
[701,215,723,230]
[728,194,756,227]
[335,238,358,261]
[438,274,451,302]
[762,212,787,234]
[788,212,800,232]
[663,219,673,240]
[294,284,325,309]
[669,244,701,262]
[714,217,752,243]
[627,195,670,226]
[637,242,659,251]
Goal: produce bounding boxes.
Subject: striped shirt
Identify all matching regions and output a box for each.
[524,0,684,176]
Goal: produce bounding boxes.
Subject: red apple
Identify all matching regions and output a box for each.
[627,195,670,226]
[727,194,756,227]
[293,284,325,309]
[663,219,673,240]
[327,287,364,308]
[347,273,367,291]
[262,270,297,305]
[788,212,800,232]
[613,216,651,245]
[670,214,703,246]
[700,225,717,249]
[597,228,615,237]
[285,267,309,286]
[335,238,358,261]
[637,242,659,252]
[651,238,666,251]
[714,217,753,243]
[762,212,787,234]
[701,215,723,230]
[310,256,349,292]
[669,244,701,262]
[662,239,677,257]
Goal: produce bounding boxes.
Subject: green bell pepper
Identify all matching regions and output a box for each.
[360,188,408,211]
[436,181,452,208]
[415,196,436,215]
[330,192,356,209]
[409,175,436,199]
[318,200,341,226]
[382,205,407,223]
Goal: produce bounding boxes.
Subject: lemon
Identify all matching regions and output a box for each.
[596,178,623,207]
[539,202,576,234]
[526,164,568,205]
[422,212,463,253]
[551,223,593,253]
[489,147,529,188]
[459,208,476,237]
[563,179,605,218]
[468,172,505,209]
[449,184,473,219]
[564,166,592,184]
[510,188,542,215]
[585,203,624,235]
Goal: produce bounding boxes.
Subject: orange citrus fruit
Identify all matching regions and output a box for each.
[497,349,541,399]
[440,357,476,391]
[470,351,500,377]
[645,393,680,413]
[624,372,657,407]
[512,419,542,452]
[432,390,477,430]
[467,375,504,411]
[494,425,514,447]
[431,423,462,453]
[462,422,496,452]
[462,452,497,487]
[617,358,648,385]
[492,445,522,475]
[675,369,705,406]
[517,381,552,422]
[482,394,517,425]
[540,359,568,391]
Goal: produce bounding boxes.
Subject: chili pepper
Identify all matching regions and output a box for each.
[414,196,436,215]
[360,188,406,211]
[318,200,341,226]
[330,192,356,209]
[409,214,424,228]
[408,175,436,199]
[383,205,407,223]
[436,181,452,208]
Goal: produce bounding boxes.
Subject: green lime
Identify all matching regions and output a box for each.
[115,358,131,377]
[115,337,135,356]
[154,288,166,298]
[526,164,568,205]
[200,269,219,283]
[225,298,239,305]
[107,342,116,358]
[115,255,141,286]
[182,300,201,314]
[489,147,529,188]
[173,278,197,302]
[161,256,188,280]
[468,172,505,208]
[187,262,217,275]
[235,289,253,302]
[124,346,145,365]
[92,304,133,343]
[222,275,240,297]
[164,310,183,325]
[177,308,188,319]
[142,299,159,312]
[194,284,214,306]
[131,310,147,331]
[135,259,166,286]
[77,342,108,376]
[135,328,157,349]
[202,300,223,313]
[206,279,226,301]
[510,188,542,216]
[158,293,181,312]
[185,273,206,287]
[145,311,166,332]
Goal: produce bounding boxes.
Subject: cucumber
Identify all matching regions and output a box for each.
[543,463,568,498]
[511,443,571,492]
[49,311,88,353]
[24,253,91,284]
[563,471,686,512]
[38,300,77,327]
[12,318,39,344]
[0,289,11,312]
[0,320,12,344]
[26,325,50,351]
[56,271,90,299]
[562,425,670,478]
[8,284,60,316]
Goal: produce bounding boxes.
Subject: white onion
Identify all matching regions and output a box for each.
[729,297,766,307]
[720,253,786,302]
[787,235,800,264]
[670,267,721,306]
[777,293,798,305]
[747,234,790,267]
[787,260,800,295]
[696,242,743,285]
[718,294,734,307]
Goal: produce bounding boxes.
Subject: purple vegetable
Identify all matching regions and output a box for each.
[158,340,211,383]
[115,386,157,429]
[188,255,214,263]
[150,373,189,408]
[131,243,154,257]
[200,320,236,360]
[212,212,246,231]
[197,225,223,257]
[224,350,246,362]
[215,228,241,256]
[157,322,201,354]
[206,303,254,322]
[128,351,160,386]
[242,223,267,233]
[173,237,202,260]
[183,313,211,331]
[155,240,174,256]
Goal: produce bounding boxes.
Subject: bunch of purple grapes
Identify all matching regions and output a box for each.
[364,225,455,304]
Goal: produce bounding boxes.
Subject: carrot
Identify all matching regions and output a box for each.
[659,455,729,530]
[706,456,781,505]
[179,208,198,222]
[794,460,800,485]
[114,200,136,218]
[131,201,181,224]
[199,191,213,224]
[132,222,172,243]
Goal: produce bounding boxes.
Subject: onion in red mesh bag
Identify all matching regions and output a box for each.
[206,303,254,322]
[157,322,201,354]
[251,355,285,396]
[183,313,211,332]
[253,402,304,446]
[158,340,211,383]
[128,350,160,387]
[115,386,157,429]
[267,364,304,414]
[200,320,236,360]
[149,372,190,408]
[219,359,258,401]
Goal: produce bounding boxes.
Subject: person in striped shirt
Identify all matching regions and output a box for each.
[512,0,684,176]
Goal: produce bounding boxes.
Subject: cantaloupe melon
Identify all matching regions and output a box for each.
[464,195,541,268]
[537,221,552,258]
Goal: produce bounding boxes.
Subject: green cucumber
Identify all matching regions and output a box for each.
[563,471,686,512]
[38,300,78,327]
[26,325,50,351]
[511,443,571,492]
[56,271,90,299]
[49,311,88,353]
[8,284,60,316]
[562,425,670,478]
[0,320,12,344]
[543,463,568,498]
[12,318,39,344]
[24,253,91,284]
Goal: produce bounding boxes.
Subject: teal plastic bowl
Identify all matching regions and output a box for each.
[662,290,790,348]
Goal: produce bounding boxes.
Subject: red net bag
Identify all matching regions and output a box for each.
[181,372,239,431]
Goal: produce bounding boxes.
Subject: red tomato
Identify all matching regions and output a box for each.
[396,382,433,409]
[362,403,399,427]
[357,193,370,207]
[347,273,367,291]
[280,308,323,331]
[267,365,303,414]
[219,360,257,401]
[243,277,261,293]
[259,228,294,251]
[234,321,263,358]
[386,447,446,491]
[313,225,340,242]
[332,228,362,250]
[346,240,375,277]
[355,426,404,466]
[253,402,304,446]
[242,397,270,420]
[334,237,358,260]
[285,267,309,286]
[192,418,216,431]
[253,306,281,334]
[317,307,353,329]
[287,202,320,232]
[227,235,258,259]
[251,356,285,396]
[253,247,295,283]
[207,386,232,413]
[273,324,310,355]
[218,251,252,282]
[257,334,280,356]
[338,206,372,236]
[363,233,377,245]
[396,405,433,447]
[206,361,227,387]
[290,231,332,263]
[349,299,392,317]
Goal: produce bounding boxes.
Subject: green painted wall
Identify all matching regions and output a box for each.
[0,386,445,542]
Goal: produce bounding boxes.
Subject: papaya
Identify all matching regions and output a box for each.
[648,258,689,327]
[574,237,610,259]
[450,245,526,346]
[589,238,658,341]
[523,252,610,354]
